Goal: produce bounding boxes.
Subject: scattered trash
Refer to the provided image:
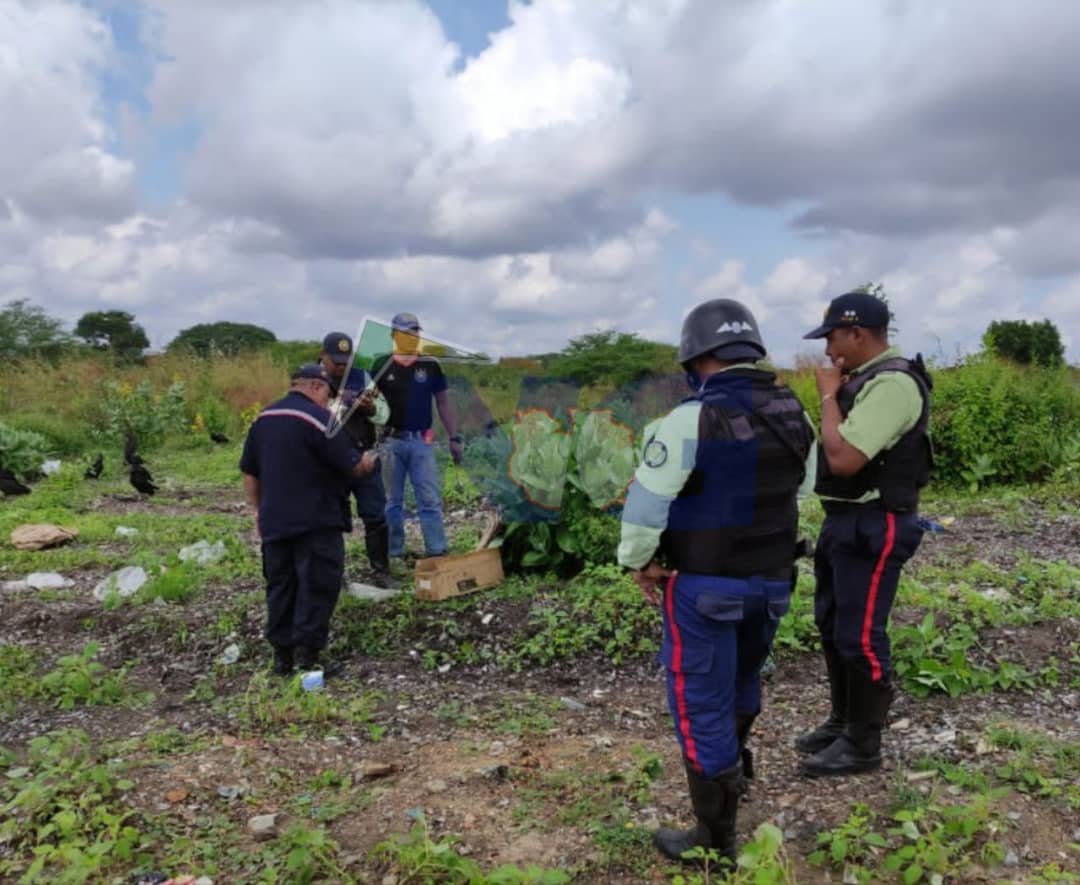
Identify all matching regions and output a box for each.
[219,644,240,665]
[115,526,139,537]
[217,784,245,800]
[10,523,78,551]
[346,582,402,602]
[1,580,29,592]
[481,612,495,626]
[93,566,148,601]
[40,459,62,475]
[247,812,280,841]
[917,517,946,533]
[300,670,324,692]
[25,572,73,590]
[560,696,587,712]
[939,516,956,528]
[178,540,226,565]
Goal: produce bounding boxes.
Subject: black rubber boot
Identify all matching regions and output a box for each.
[735,711,758,784]
[654,760,742,865]
[795,643,848,754]
[802,667,892,777]
[271,645,294,677]
[365,522,391,575]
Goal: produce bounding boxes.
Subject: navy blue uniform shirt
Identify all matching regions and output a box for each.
[373,355,448,431]
[240,390,360,541]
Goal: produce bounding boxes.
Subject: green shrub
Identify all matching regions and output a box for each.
[85,379,188,449]
[0,421,51,478]
[4,412,87,456]
[930,355,1080,486]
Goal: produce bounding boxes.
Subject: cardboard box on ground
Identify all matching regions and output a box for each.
[413,548,504,601]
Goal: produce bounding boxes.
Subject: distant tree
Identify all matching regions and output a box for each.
[74,310,150,362]
[548,331,680,387]
[983,319,1064,368]
[0,299,71,361]
[168,322,277,357]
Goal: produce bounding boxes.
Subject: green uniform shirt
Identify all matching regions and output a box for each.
[617,365,817,570]
[820,346,924,503]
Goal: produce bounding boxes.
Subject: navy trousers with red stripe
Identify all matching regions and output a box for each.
[813,507,924,681]
[661,572,792,778]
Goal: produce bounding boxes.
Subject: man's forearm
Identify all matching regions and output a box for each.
[242,474,261,509]
[435,394,458,438]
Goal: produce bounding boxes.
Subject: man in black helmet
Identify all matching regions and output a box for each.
[618,300,815,866]
[796,290,932,777]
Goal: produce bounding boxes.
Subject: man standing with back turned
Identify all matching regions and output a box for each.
[618,299,814,865]
[797,289,933,777]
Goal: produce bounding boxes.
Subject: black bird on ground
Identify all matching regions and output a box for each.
[209,431,229,444]
[123,433,144,467]
[0,468,32,496]
[84,453,104,479]
[129,463,158,496]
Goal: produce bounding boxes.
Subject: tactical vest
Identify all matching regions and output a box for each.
[815,356,933,511]
[343,408,376,450]
[662,369,814,578]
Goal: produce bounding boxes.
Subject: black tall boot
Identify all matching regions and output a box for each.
[802,666,892,777]
[365,523,399,588]
[795,643,848,754]
[735,711,757,783]
[654,760,742,865]
[271,645,294,677]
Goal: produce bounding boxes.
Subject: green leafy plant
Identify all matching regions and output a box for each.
[39,642,146,710]
[0,420,51,479]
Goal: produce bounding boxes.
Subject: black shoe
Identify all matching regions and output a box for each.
[370,569,400,589]
[801,734,882,777]
[796,644,848,754]
[795,717,846,755]
[654,760,742,865]
[735,711,757,789]
[294,646,320,671]
[271,646,294,677]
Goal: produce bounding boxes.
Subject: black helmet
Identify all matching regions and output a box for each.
[678,299,766,366]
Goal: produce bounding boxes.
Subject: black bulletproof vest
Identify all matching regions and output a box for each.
[662,369,814,578]
[815,355,933,511]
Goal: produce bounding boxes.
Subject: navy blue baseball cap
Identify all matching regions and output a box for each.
[291,363,331,384]
[803,291,891,339]
[391,311,421,332]
[321,331,353,364]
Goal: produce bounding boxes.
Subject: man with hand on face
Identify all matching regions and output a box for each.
[618,300,815,866]
[797,290,933,777]
[319,331,395,588]
[373,312,461,562]
[240,364,380,677]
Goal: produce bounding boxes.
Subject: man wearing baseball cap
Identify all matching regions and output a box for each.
[319,331,394,587]
[797,290,933,777]
[374,312,462,561]
[240,364,379,676]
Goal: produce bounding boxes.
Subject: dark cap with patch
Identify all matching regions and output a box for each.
[803,291,891,339]
[291,363,331,384]
[321,331,353,364]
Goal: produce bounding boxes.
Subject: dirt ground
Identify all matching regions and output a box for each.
[1,491,1078,883]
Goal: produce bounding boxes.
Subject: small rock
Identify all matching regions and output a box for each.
[891,717,911,731]
[932,728,956,744]
[490,740,506,755]
[1007,812,1021,821]
[194,878,213,885]
[247,813,280,842]
[381,875,398,885]
[360,762,397,779]
[425,778,448,794]
[217,785,244,800]
[1004,849,1019,867]
[975,738,994,755]
[463,813,476,829]
[481,613,494,626]
[26,572,73,590]
[219,644,240,665]
[93,566,147,601]
[178,540,226,565]
[560,696,587,712]
[347,582,401,601]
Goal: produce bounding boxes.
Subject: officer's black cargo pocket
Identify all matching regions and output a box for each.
[660,639,714,674]
[695,593,744,623]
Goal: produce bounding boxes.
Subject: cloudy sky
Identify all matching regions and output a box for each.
[2,0,1078,363]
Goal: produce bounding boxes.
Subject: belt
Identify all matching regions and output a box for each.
[388,429,429,439]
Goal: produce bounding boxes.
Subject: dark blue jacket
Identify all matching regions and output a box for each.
[240,391,359,541]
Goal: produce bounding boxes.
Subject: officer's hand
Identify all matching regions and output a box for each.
[356,389,376,415]
[631,562,673,606]
[449,438,464,466]
[356,450,379,476]
[815,365,844,399]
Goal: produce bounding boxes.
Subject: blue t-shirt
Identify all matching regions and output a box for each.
[374,355,448,432]
[239,391,360,541]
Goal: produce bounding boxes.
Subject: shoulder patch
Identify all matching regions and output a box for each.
[643,437,668,468]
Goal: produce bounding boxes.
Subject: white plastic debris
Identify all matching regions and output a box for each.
[40,460,62,475]
[220,643,240,665]
[1,580,29,592]
[25,572,73,590]
[92,566,148,601]
[115,526,139,537]
[178,540,226,565]
[347,582,402,602]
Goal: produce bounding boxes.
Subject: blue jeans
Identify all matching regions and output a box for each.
[385,435,448,557]
[661,571,792,778]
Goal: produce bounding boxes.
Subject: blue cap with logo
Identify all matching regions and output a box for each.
[321,331,353,364]
[803,291,891,339]
[291,363,331,384]
[391,311,421,332]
